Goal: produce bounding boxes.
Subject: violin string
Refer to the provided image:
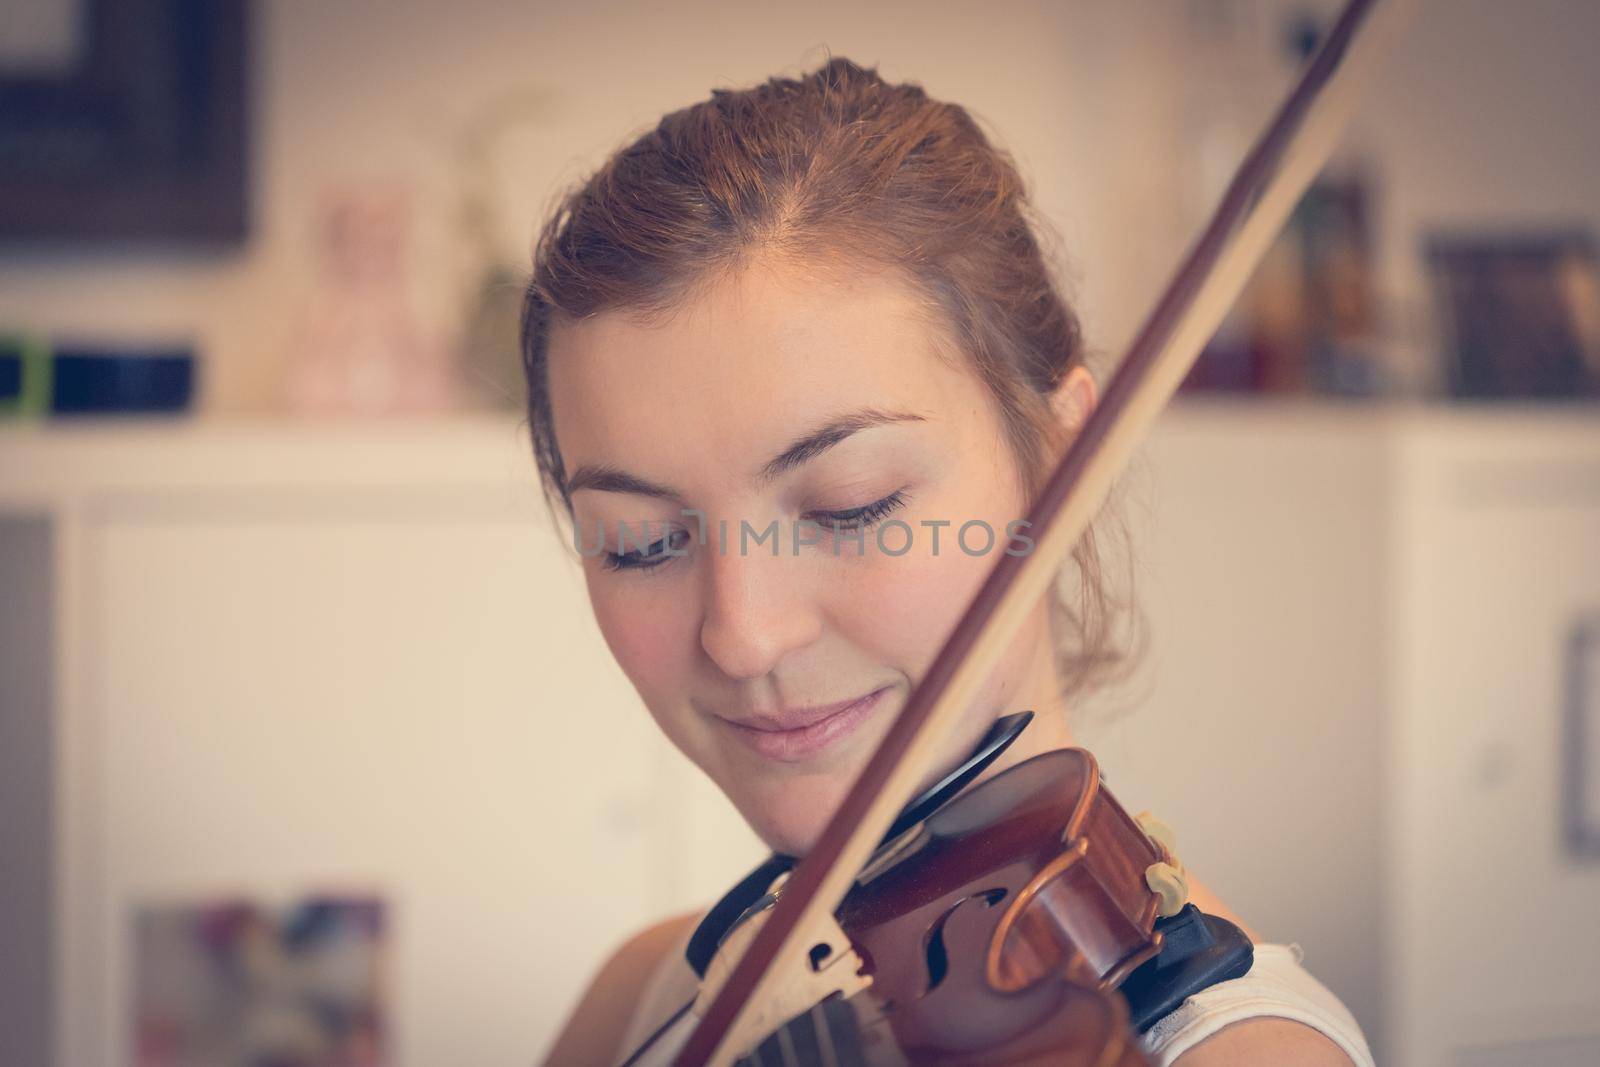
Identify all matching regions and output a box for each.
[824,996,871,1066]
[776,1017,800,1066]
[736,996,874,1067]
[809,1001,841,1067]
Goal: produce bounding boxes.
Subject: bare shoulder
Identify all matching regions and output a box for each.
[1170,1017,1355,1066]
[540,911,699,1067]
[1166,876,1353,1064]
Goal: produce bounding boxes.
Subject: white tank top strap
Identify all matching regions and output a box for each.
[1139,942,1375,1066]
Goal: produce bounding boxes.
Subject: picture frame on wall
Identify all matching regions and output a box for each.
[1425,231,1600,400]
[0,0,250,244]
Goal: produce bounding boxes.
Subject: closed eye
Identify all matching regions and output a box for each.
[600,489,911,574]
[810,489,908,531]
[601,526,691,573]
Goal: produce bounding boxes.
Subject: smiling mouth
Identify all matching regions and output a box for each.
[718,687,892,762]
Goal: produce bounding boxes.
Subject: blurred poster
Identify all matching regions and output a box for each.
[132,894,386,1067]
[1182,174,1383,396]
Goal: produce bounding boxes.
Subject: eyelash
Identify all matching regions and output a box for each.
[601,527,692,573]
[600,489,910,573]
[817,489,908,532]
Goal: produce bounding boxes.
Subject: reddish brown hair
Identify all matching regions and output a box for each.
[520,56,1135,702]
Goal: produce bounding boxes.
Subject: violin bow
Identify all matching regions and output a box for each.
[675,0,1415,1062]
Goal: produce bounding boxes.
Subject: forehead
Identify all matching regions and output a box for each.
[545,257,974,493]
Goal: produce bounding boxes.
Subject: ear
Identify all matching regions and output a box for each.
[1050,365,1097,437]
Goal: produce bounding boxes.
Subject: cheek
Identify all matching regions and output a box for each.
[832,455,1036,704]
[585,576,694,705]
[834,544,998,677]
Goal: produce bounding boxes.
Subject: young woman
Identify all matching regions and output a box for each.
[523,58,1374,1067]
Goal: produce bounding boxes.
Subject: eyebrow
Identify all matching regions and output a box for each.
[563,407,927,501]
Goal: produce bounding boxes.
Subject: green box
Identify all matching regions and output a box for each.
[0,334,52,419]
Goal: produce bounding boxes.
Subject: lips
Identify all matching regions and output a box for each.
[717,686,891,762]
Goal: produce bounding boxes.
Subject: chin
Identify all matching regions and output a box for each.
[737,772,853,857]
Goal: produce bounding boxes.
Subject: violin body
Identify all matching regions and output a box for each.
[735,749,1166,1066]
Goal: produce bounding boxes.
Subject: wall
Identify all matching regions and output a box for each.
[4,1,1596,411]
[1,0,1132,410]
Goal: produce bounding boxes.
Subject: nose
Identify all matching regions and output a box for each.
[698,533,823,681]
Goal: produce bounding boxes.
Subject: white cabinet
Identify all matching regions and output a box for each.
[0,420,763,1067]
[94,510,667,1067]
[1388,417,1600,1066]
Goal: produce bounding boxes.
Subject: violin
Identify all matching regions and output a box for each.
[825,744,1171,1066]
[660,712,1259,1067]
[692,734,1206,1066]
[637,1,1415,1063]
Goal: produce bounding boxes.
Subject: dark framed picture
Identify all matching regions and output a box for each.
[0,0,250,244]
[1425,231,1600,400]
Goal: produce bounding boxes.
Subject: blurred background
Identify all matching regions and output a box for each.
[0,0,1596,1065]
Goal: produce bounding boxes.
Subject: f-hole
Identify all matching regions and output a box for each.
[921,887,1007,995]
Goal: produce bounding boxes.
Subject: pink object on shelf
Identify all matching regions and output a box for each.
[286,186,459,415]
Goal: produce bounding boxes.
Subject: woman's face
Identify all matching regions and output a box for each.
[546,254,1080,855]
